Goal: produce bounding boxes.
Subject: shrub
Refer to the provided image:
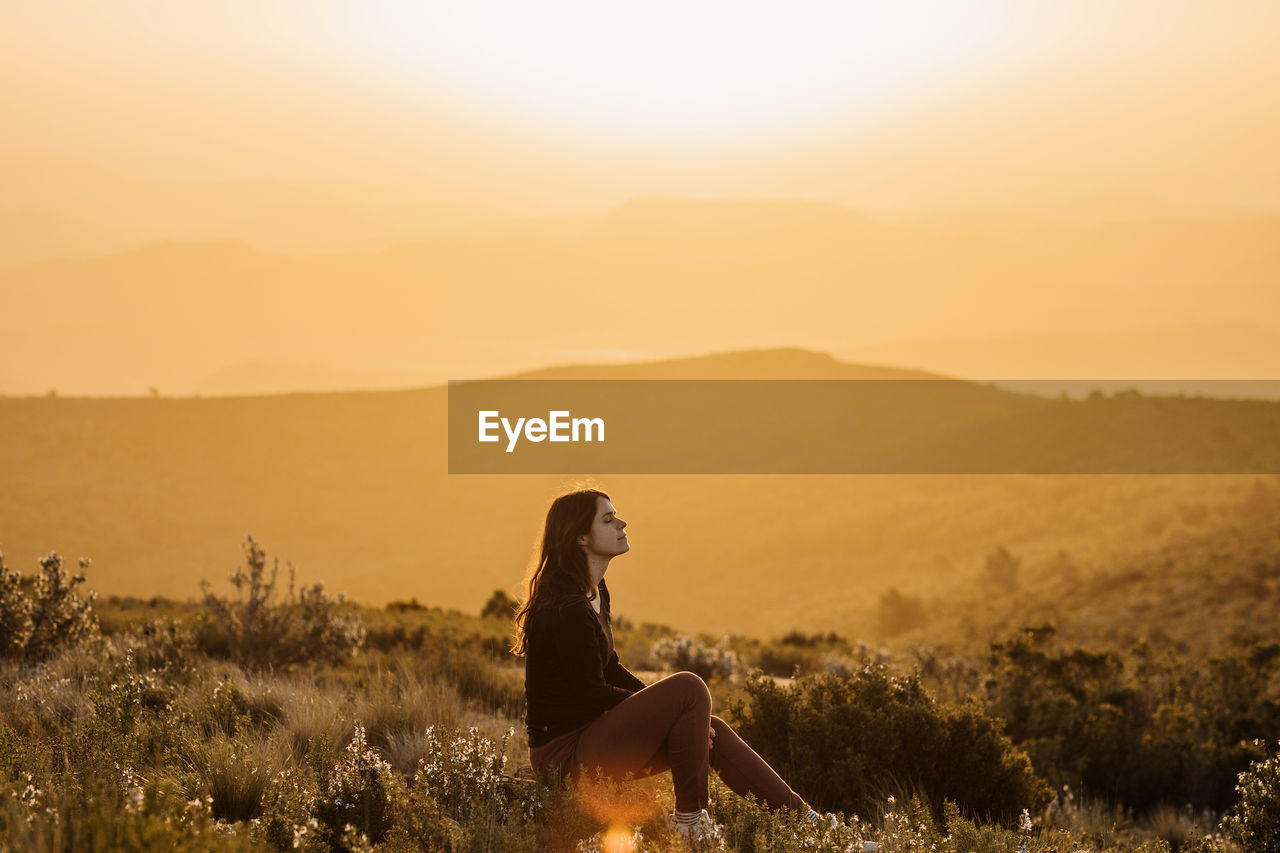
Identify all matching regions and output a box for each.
[196,536,365,670]
[755,643,811,678]
[89,649,173,737]
[411,724,532,824]
[125,616,194,676]
[0,773,261,853]
[257,767,322,852]
[481,588,519,620]
[984,625,1280,811]
[0,550,100,662]
[193,676,282,739]
[1222,741,1280,853]
[313,724,399,845]
[728,666,1049,822]
[385,598,426,612]
[779,630,845,647]
[754,632,852,678]
[651,634,739,681]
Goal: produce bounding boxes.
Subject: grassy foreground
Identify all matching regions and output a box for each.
[1,538,1275,852]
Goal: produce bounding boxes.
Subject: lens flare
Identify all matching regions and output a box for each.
[603,824,638,853]
[574,767,664,827]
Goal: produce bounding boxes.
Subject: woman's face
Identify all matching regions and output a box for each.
[577,496,629,559]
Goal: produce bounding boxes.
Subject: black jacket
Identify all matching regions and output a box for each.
[524,578,647,748]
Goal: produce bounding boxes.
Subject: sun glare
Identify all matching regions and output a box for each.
[345,0,1029,140]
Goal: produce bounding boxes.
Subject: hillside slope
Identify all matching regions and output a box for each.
[1,348,1272,636]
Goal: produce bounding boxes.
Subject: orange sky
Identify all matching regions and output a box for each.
[4,0,1280,215]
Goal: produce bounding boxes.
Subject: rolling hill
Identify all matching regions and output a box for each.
[1,347,1272,637]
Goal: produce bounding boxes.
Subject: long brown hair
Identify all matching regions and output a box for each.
[511,488,608,657]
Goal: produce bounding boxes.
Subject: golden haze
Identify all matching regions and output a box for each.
[1,2,1278,638]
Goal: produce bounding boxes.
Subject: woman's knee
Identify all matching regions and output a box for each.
[664,671,712,708]
[710,715,730,735]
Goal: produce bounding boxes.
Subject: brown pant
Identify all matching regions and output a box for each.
[529,671,807,814]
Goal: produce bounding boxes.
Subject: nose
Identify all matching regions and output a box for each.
[618,518,627,530]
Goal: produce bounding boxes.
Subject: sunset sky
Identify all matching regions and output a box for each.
[3,1,1280,395]
[5,0,1279,215]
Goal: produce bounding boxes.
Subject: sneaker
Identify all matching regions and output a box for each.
[668,809,728,852]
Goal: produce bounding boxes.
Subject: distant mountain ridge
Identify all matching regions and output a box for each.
[505,347,944,381]
[2,196,1278,396]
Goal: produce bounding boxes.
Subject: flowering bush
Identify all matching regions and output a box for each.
[196,536,365,670]
[126,615,195,675]
[90,649,172,735]
[651,634,740,682]
[1222,740,1280,853]
[257,767,322,852]
[0,550,100,662]
[412,724,537,824]
[312,724,399,846]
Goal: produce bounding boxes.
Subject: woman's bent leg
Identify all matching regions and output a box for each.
[708,715,806,812]
[573,671,712,812]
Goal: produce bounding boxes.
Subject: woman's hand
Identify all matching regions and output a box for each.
[709,724,716,751]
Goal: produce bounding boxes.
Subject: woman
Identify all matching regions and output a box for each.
[512,488,826,846]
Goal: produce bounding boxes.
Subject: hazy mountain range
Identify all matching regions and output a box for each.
[2,196,1278,397]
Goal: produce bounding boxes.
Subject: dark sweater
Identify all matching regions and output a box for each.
[524,578,647,748]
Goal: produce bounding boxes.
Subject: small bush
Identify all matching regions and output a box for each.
[481,588,519,620]
[385,598,426,612]
[196,536,365,670]
[125,616,195,676]
[728,666,1049,822]
[193,676,282,738]
[256,767,321,851]
[754,632,852,678]
[0,550,100,662]
[755,643,810,678]
[1222,740,1280,853]
[313,724,399,845]
[89,649,173,736]
[412,724,532,824]
[651,635,739,681]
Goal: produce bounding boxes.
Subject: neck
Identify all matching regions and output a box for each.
[586,555,610,588]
